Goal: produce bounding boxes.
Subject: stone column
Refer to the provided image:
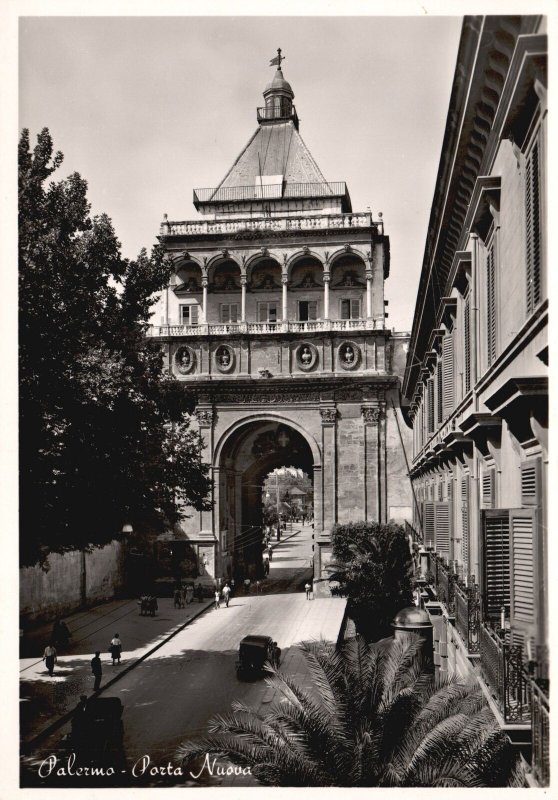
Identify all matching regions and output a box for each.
[323,271,330,319]
[281,275,288,322]
[195,406,215,537]
[320,405,337,531]
[362,405,380,521]
[366,266,373,319]
[378,401,387,522]
[202,278,208,323]
[240,276,247,322]
[371,243,385,328]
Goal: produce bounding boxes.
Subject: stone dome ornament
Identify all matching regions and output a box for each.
[174,345,196,375]
[296,342,318,372]
[215,345,235,373]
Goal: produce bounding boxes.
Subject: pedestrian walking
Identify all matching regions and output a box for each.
[42,643,57,676]
[244,577,251,594]
[268,546,273,562]
[174,588,183,608]
[214,589,221,609]
[222,583,231,608]
[186,584,194,605]
[195,582,204,603]
[91,651,102,691]
[51,619,71,649]
[305,582,312,600]
[109,633,122,665]
[230,578,235,595]
[256,580,261,594]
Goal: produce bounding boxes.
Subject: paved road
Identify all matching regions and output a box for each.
[22,524,345,788]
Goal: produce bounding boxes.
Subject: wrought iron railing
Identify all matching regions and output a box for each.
[479,623,530,723]
[405,520,423,545]
[257,105,297,122]
[434,557,455,613]
[529,674,549,786]
[193,181,348,206]
[454,580,480,654]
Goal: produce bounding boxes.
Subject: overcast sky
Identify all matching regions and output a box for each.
[19,15,463,331]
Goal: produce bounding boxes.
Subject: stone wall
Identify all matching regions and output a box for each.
[20,540,126,624]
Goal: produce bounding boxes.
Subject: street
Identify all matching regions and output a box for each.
[21,524,346,787]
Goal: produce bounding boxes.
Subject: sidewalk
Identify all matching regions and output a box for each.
[20,596,213,746]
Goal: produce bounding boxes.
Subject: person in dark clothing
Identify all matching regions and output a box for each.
[52,619,71,649]
[72,695,89,746]
[195,583,204,603]
[91,651,102,691]
[109,633,122,665]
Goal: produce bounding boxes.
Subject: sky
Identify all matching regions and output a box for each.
[19,15,463,331]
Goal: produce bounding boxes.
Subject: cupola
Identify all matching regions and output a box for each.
[257,49,298,126]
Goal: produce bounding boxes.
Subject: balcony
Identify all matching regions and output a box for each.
[454,580,481,655]
[433,556,456,614]
[147,318,380,338]
[529,674,549,786]
[256,105,298,125]
[192,181,350,209]
[478,623,530,724]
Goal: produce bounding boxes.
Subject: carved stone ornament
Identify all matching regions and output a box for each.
[344,244,352,252]
[338,341,361,371]
[320,407,337,424]
[195,407,214,426]
[221,248,229,258]
[302,246,310,255]
[295,342,318,372]
[174,345,196,375]
[361,406,381,424]
[215,345,235,373]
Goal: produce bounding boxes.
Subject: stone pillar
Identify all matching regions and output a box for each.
[240,276,247,322]
[323,271,330,319]
[202,278,208,323]
[281,275,288,322]
[195,406,215,537]
[366,264,373,319]
[320,405,337,532]
[378,401,387,522]
[371,243,385,328]
[362,405,380,521]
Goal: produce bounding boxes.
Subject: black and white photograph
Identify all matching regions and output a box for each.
[5,1,552,792]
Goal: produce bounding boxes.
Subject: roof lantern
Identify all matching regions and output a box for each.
[258,49,297,125]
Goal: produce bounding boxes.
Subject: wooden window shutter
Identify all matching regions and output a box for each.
[447,478,453,500]
[509,508,537,636]
[464,292,471,393]
[486,241,497,367]
[423,501,435,547]
[190,305,199,325]
[461,476,469,566]
[482,510,511,620]
[525,136,542,315]
[308,301,318,321]
[427,379,435,434]
[438,482,444,502]
[481,468,495,509]
[521,459,540,507]
[442,334,454,417]
[437,362,443,426]
[435,502,451,558]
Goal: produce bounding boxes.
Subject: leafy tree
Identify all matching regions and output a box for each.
[177,635,523,787]
[19,128,211,567]
[329,522,414,640]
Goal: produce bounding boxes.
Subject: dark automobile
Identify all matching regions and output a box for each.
[236,635,281,679]
[69,697,124,766]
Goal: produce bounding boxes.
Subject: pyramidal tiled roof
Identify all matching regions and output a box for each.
[216,121,328,190]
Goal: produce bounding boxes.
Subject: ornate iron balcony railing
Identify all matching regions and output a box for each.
[454,579,481,655]
[479,622,530,724]
[529,674,550,786]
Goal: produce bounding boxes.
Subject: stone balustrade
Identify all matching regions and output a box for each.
[147,318,380,337]
[160,211,377,238]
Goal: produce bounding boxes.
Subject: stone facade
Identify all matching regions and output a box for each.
[402,17,548,784]
[150,60,413,593]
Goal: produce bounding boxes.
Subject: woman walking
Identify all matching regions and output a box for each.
[109,633,122,665]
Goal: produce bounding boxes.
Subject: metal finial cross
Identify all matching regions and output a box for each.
[269,48,284,68]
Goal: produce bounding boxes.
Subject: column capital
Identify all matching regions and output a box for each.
[281,275,289,285]
[320,406,337,425]
[240,276,247,286]
[323,273,331,284]
[361,405,382,424]
[365,269,373,280]
[195,406,214,427]
[201,278,208,288]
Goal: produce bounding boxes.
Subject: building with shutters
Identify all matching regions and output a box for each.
[148,54,413,595]
[402,17,548,785]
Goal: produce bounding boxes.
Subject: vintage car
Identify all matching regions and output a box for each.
[236,635,280,679]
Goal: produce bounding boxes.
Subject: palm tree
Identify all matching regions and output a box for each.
[177,635,523,787]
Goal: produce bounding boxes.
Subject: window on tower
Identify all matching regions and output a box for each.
[258,301,278,323]
[340,298,361,320]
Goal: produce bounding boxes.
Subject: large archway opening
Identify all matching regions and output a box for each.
[217,420,316,586]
